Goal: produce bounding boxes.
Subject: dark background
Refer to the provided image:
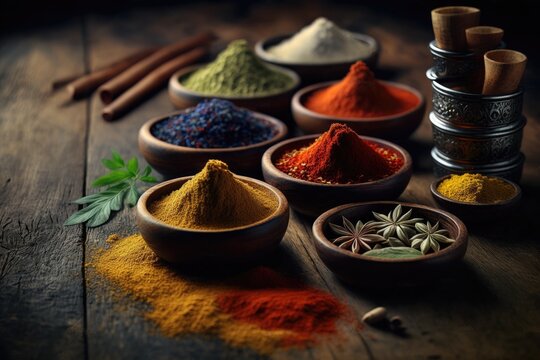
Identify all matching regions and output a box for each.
[0,0,535,63]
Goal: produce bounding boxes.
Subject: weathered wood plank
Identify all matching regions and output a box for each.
[0,22,87,359]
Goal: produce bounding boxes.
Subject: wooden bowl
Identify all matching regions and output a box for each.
[254,33,379,84]
[261,135,412,217]
[430,175,522,223]
[168,64,300,118]
[138,110,288,178]
[291,81,425,140]
[136,176,289,265]
[312,201,468,286]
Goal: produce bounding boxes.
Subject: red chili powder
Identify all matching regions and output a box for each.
[217,267,348,346]
[305,61,419,118]
[275,123,403,184]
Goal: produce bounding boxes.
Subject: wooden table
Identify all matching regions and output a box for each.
[1,3,539,359]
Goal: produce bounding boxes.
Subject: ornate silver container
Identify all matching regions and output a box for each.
[430,112,525,163]
[426,40,505,81]
[431,148,524,182]
[432,80,523,128]
[426,41,477,81]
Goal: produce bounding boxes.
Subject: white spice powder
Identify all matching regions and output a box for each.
[267,17,373,64]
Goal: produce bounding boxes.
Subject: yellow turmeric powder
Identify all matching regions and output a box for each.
[437,173,515,203]
[90,234,347,354]
[150,160,277,230]
[91,234,293,354]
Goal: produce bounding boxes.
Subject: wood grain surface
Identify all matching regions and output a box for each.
[1,2,539,359]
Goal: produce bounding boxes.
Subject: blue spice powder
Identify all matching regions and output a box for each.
[151,99,277,148]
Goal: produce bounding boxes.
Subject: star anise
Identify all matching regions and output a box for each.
[372,205,424,245]
[410,221,455,254]
[329,216,386,254]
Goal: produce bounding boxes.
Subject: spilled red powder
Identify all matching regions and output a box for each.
[275,123,403,184]
[305,61,419,118]
[218,267,348,346]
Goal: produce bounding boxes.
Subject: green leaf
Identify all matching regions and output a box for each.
[108,188,127,211]
[65,151,158,228]
[65,186,128,227]
[86,202,112,228]
[64,200,107,226]
[363,247,423,259]
[73,192,107,204]
[102,158,123,170]
[127,157,138,175]
[140,176,158,183]
[142,165,152,177]
[126,186,139,207]
[111,151,125,166]
[92,170,132,187]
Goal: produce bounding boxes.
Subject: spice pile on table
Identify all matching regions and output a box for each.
[182,39,294,96]
[151,99,277,148]
[267,17,373,64]
[275,123,403,184]
[150,160,277,230]
[437,173,516,203]
[305,61,419,118]
[90,233,349,354]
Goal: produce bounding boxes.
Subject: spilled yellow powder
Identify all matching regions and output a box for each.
[90,233,294,354]
[150,160,278,230]
[437,173,516,203]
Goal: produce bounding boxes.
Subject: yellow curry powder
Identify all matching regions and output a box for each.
[437,173,515,203]
[91,233,295,354]
[150,160,277,230]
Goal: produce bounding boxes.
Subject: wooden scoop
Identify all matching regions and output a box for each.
[465,26,504,93]
[432,6,480,51]
[466,26,504,51]
[482,50,527,95]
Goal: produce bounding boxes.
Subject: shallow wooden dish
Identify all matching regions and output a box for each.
[291,81,425,140]
[138,110,288,178]
[136,176,289,265]
[430,175,522,223]
[254,33,379,84]
[312,201,468,286]
[168,64,300,117]
[261,134,412,217]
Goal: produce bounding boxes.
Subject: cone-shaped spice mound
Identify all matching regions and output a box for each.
[150,160,277,230]
[183,39,294,96]
[276,124,402,184]
[305,61,419,118]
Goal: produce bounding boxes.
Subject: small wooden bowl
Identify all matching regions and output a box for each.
[136,176,289,265]
[430,175,522,223]
[168,64,300,117]
[254,33,379,84]
[261,135,412,217]
[291,81,425,140]
[138,110,288,178]
[312,201,468,286]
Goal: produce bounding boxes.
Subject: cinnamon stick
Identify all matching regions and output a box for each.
[98,32,216,104]
[102,46,208,121]
[66,48,158,99]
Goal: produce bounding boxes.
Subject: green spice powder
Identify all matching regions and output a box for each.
[182,39,294,96]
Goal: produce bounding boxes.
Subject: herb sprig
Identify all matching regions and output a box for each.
[65,151,158,227]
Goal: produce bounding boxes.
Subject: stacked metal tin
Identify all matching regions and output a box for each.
[426,41,525,182]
